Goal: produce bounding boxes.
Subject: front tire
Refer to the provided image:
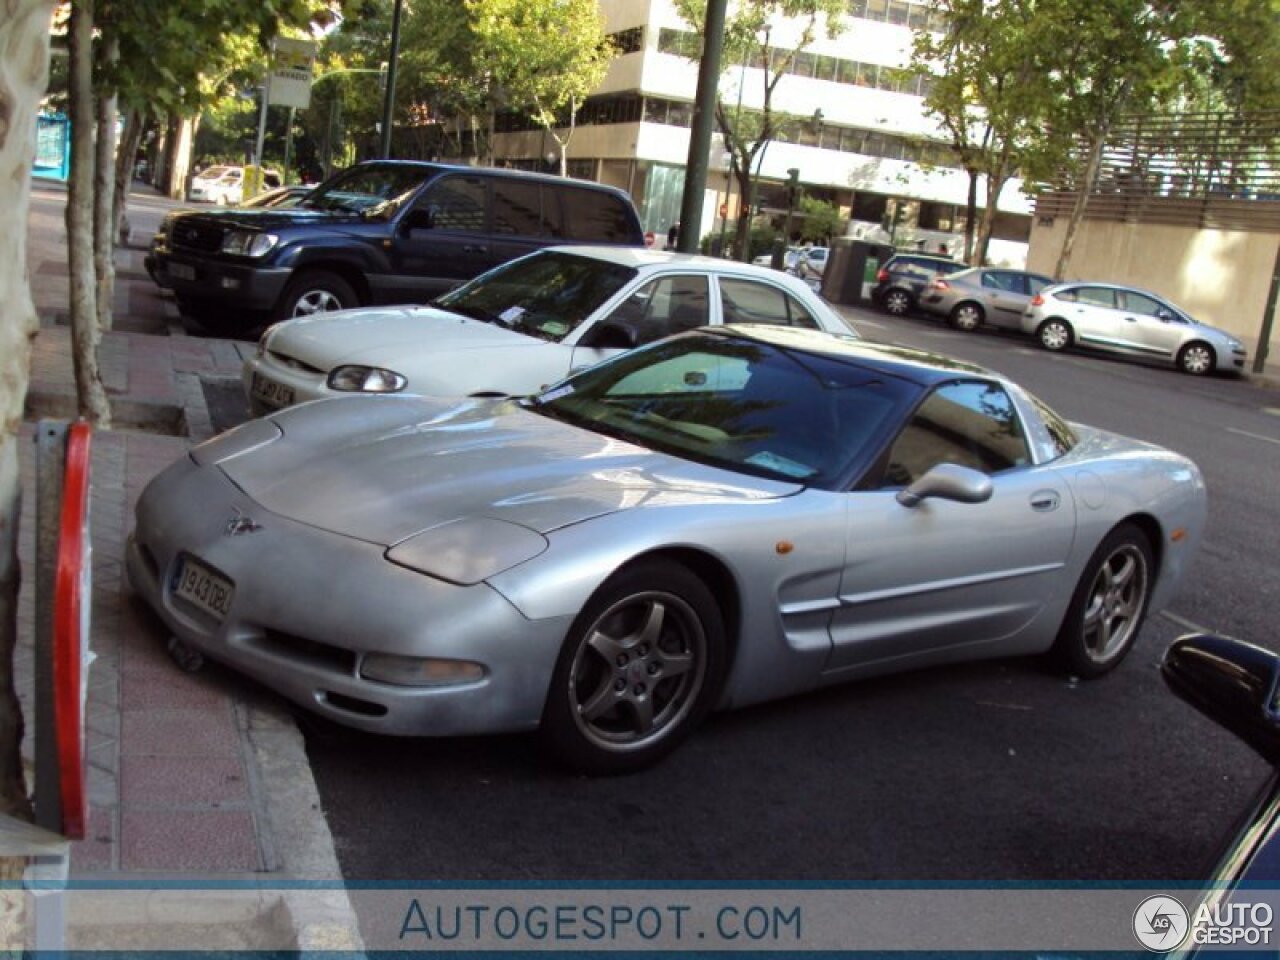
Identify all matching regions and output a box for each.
[950,302,984,331]
[1177,341,1215,376]
[1037,318,1073,352]
[274,270,359,321]
[882,288,913,316]
[540,559,726,774]
[1051,522,1153,678]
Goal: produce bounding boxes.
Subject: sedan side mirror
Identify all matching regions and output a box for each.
[1163,634,1280,766]
[896,463,994,508]
[580,320,638,351]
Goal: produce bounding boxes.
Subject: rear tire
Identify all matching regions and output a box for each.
[274,270,359,321]
[882,288,912,316]
[1037,318,1072,352]
[950,302,984,332]
[1050,522,1153,678]
[1177,341,1215,376]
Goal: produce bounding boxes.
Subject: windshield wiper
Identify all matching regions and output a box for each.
[441,302,503,325]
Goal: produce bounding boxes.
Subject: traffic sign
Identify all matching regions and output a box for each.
[644,231,656,247]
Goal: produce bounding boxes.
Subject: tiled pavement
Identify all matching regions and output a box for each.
[15,181,358,949]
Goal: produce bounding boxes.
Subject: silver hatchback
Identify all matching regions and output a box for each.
[919,267,1053,332]
[1021,282,1247,376]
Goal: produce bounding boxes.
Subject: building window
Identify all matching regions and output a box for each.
[609,26,644,54]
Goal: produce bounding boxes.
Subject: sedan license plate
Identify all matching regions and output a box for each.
[172,556,234,621]
[251,372,295,408]
[168,262,196,281]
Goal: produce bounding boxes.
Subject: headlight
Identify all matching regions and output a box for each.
[359,653,485,688]
[327,365,407,393]
[221,230,279,257]
[386,517,547,585]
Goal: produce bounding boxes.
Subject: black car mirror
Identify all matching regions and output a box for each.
[580,320,637,351]
[403,207,435,232]
[895,463,993,508]
[1163,634,1280,766]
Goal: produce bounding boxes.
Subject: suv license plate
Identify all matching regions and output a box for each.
[251,373,295,408]
[173,556,234,621]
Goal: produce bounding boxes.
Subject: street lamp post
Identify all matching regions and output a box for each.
[379,0,404,158]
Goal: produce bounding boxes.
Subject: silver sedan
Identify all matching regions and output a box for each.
[1021,282,1247,375]
[129,326,1206,773]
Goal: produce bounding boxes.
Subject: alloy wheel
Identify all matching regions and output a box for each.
[1039,320,1071,351]
[1179,343,1214,375]
[884,290,911,316]
[952,303,982,331]
[292,289,346,316]
[1080,544,1149,664]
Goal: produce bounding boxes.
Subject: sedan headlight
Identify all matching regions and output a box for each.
[386,518,547,585]
[221,230,279,257]
[327,365,407,393]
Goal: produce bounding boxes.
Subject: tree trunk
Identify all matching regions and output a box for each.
[164,114,196,201]
[93,33,119,333]
[1053,129,1107,280]
[112,107,144,245]
[733,157,754,261]
[962,169,978,264]
[66,0,112,426]
[0,0,57,832]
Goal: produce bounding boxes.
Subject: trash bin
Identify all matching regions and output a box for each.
[823,239,892,305]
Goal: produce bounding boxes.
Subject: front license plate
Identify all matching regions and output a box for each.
[172,556,234,621]
[251,372,295,408]
[169,262,196,281]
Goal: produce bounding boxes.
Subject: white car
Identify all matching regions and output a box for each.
[242,246,857,414]
[188,166,282,205]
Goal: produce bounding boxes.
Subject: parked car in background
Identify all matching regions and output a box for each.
[752,246,803,270]
[792,246,829,285]
[1021,282,1247,376]
[152,160,645,338]
[130,324,1205,773]
[919,267,1055,332]
[870,253,968,316]
[242,246,857,414]
[188,166,282,205]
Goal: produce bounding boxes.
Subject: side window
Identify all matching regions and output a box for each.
[719,278,790,326]
[982,271,1018,292]
[491,180,542,236]
[604,275,710,345]
[419,176,487,232]
[1026,275,1051,296]
[882,381,1031,487]
[562,189,635,242]
[1119,290,1169,318]
[541,189,567,239]
[1075,287,1117,309]
[785,294,819,329]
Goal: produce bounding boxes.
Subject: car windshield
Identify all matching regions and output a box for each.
[198,166,230,180]
[299,164,434,218]
[531,331,914,487]
[433,251,637,342]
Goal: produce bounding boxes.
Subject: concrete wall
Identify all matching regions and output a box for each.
[1027,217,1280,360]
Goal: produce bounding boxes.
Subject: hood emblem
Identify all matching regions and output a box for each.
[224,508,262,537]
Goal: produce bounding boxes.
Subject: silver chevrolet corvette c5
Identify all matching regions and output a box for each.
[127,325,1207,773]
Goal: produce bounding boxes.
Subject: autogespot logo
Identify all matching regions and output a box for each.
[1134,895,1190,952]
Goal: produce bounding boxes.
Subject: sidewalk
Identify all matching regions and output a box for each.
[16,180,360,951]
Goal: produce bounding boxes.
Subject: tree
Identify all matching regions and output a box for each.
[674,0,844,260]
[797,194,842,243]
[1,0,56,830]
[910,0,1053,265]
[468,0,613,176]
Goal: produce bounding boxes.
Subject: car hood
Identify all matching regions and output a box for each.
[218,396,798,545]
[267,305,537,369]
[181,208,362,231]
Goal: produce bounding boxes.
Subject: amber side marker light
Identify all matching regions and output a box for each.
[776,541,794,555]
[1171,528,1187,542]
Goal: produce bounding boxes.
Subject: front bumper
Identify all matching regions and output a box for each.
[241,351,336,416]
[127,454,571,736]
[161,252,292,314]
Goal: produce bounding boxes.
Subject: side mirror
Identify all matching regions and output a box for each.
[896,463,993,508]
[580,320,638,351]
[1156,308,1174,322]
[1163,634,1280,766]
[403,207,435,232]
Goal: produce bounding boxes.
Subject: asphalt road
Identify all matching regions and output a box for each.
[306,300,1279,884]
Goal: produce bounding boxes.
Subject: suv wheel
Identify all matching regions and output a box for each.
[882,288,912,316]
[275,270,358,320]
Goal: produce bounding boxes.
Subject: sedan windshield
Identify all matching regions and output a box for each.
[434,251,637,342]
[300,164,435,218]
[533,331,915,487]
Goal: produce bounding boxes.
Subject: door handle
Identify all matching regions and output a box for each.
[1125,317,1137,322]
[463,245,488,254]
[1030,491,1060,512]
